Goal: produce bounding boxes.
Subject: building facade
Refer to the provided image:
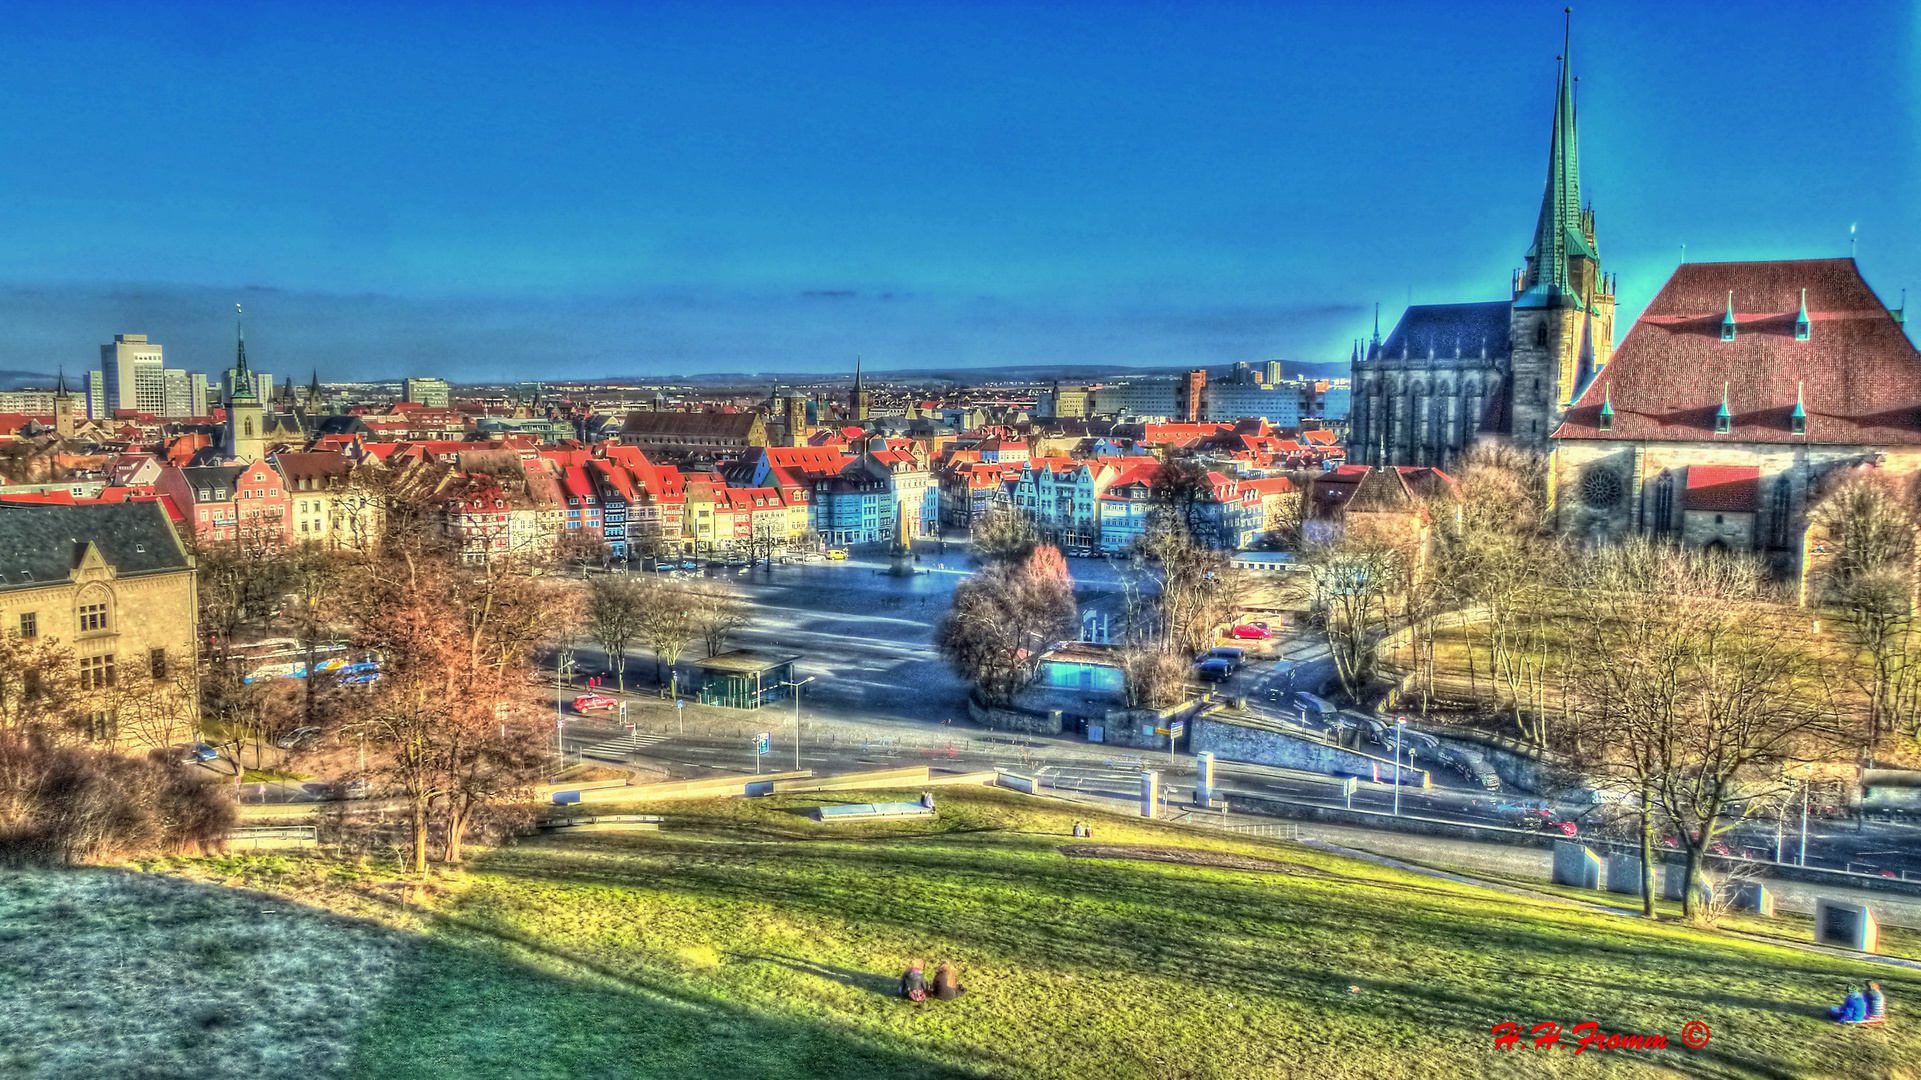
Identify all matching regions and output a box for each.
[1551,257,1918,587]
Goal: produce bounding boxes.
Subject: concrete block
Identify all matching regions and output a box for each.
[1552,842,1603,890]
[1730,883,1775,917]
[1605,852,1644,896]
[1660,865,1715,908]
[1815,899,1879,952]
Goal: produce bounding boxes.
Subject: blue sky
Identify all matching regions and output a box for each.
[0,1,1913,381]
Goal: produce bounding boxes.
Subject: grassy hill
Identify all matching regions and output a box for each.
[4,789,1918,1080]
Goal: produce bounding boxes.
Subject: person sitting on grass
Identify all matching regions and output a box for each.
[1829,985,1867,1023]
[1865,982,1886,1024]
[932,962,966,1001]
[899,960,927,1002]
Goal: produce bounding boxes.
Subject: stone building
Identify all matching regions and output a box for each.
[0,500,197,745]
[1351,33,1616,467]
[1551,257,1917,584]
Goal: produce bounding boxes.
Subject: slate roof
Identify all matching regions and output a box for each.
[1375,301,1514,361]
[621,411,761,439]
[1557,259,1920,444]
[0,501,189,592]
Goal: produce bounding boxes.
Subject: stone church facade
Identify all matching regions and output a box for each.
[1351,42,1616,467]
[1551,257,1919,587]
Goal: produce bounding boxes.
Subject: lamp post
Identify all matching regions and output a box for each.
[555,650,576,758]
[782,677,816,770]
[1393,716,1406,817]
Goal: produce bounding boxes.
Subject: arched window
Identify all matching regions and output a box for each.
[1535,321,1549,347]
[244,418,254,437]
[1652,472,1675,533]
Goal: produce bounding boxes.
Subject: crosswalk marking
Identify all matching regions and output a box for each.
[581,731,671,759]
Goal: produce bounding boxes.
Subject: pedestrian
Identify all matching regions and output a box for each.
[932,962,966,1000]
[899,960,927,1002]
[1866,982,1887,1023]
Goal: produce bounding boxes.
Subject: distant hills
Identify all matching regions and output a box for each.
[613,359,1350,388]
[0,371,55,391]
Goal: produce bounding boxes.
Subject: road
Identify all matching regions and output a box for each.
[541,551,1921,884]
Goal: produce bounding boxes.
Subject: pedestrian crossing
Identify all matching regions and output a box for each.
[580,731,671,760]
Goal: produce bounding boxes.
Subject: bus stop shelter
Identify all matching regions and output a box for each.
[692,650,802,710]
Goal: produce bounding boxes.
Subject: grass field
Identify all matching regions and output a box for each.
[5,788,1920,1079]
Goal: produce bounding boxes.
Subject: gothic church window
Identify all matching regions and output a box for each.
[1579,466,1624,510]
[1535,322,1548,347]
[1652,473,1675,532]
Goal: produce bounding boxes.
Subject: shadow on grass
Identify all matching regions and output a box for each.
[341,931,985,1080]
[734,953,901,998]
[472,831,1921,1080]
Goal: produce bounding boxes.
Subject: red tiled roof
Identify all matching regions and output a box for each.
[1559,258,1921,444]
[1684,465,1762,513]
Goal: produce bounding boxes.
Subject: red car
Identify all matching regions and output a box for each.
[572,694,618,713]
[1230,623,1272,640]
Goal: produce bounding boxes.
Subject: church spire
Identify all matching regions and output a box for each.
[1518,9,1596,309]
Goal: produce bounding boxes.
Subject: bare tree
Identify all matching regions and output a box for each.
[688,580,749,658]
[586,575,644,691]
[634,577,698,689]
[937,546,1077,706]
[1809,469,1921,751]
[970,504,1039,563]
[1300,539,1406,702]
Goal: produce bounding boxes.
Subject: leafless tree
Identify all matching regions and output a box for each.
[688,580,749,658]
[586,575,645,691]
[1300,539,1406,702]
[937,546,1077,706]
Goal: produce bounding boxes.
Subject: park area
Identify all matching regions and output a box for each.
[4,788,1919,1079]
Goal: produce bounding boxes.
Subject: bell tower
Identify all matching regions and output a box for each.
[225,305,266,462]
[1510,12,1614,450]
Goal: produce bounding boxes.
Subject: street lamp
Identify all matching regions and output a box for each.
[1392,716,1406,817]
[555,650,577,758]
[782,677,816,769]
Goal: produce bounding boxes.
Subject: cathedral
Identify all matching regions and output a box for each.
[1350,30,1616,467]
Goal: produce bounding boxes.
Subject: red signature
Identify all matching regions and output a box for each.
[1492,1022,1672,1053]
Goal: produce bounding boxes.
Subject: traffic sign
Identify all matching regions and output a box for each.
[754,732,770,755]
[1168,720,1185,739]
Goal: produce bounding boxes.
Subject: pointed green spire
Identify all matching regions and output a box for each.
[1714,381,1732,433]
[1518,10,1596,309]
[1721,291,1738,341]
[232,303,258,401]
[1598,382,1613,429]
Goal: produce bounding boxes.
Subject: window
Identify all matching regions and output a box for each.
[17,613,34,638]
[1714,412,1731,435]
[150,649,168,680]
[1790,412,1806,436]
[79,654,115,690]
[1534,322,1548,347]
[78,602,109,633]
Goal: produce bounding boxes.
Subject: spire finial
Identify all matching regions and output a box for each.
[1372,302,1381,345]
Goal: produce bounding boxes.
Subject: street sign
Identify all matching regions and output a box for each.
[1342,775,1358,810]
[1153,726,1169,736]
[1168,720,1185,739]
[754,732,770,755]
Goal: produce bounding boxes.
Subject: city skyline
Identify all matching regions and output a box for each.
[0,0,1912,381]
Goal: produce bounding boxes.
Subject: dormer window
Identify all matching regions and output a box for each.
[1790,413,1806,436]
[1721,291,1737,342]
[1795,288,1811,341]
[1714,382,1732,435]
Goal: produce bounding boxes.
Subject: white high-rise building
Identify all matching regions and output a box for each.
[86,371,105,419]
[189,373,210,418]
[101,334,165,416]
[162,369,192,419]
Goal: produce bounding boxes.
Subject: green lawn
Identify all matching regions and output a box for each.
[6,789,1919,1079]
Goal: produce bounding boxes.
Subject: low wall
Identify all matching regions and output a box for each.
[1861,769,1921,811]
[772,767,928,793]
[966,692,1063,736]
[1217,788,1921,900]
[1193,714,1428,787]
[562,770,812,804]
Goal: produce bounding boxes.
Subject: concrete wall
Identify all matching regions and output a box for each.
[966,692,1063,736]
[1192,715,1427,785]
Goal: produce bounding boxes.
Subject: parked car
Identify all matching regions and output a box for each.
[1194,658,1234,681]
[827,549,850,560]
[572,694,618,713]
[1443,746,1502,791]
[680,560,699,570]
[1208,646,1246,669]
[1071,548,1092,558]
[1229,622,1272,640]
[275,726,323,750]
[181,742,218,764]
